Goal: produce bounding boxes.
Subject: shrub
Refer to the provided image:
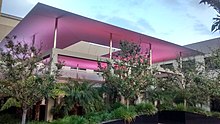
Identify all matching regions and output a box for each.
[111,102,126,110]
[158,103,174,111]
[135,102,157,115]
[173,103,186,111]
[28,121,48,124]
[85,111,113,123]
[85,112,102,124]
[0,114,20,124]
[111,107,137,123]
[187,106,207,115]
[51,115,89,124]
[211,111,220,118]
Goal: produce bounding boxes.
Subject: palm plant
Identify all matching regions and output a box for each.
[63,80,103,115]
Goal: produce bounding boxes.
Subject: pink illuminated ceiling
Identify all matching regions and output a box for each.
[0,3,201,63]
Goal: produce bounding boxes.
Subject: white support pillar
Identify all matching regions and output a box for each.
[45,49,57,121]
[179,52,183,69]
[50,49,58,75]
[45,98,54,122]
[149,43,152,66]
[109,33,113,59]
[76,64,79,79]
[53,18,58,49]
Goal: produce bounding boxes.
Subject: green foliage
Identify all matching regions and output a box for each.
[187,106,207,115]
[85,111,113,124]
[200,0,220,32]
[28,121,48,124]
[0,36,60,124]
[111,102,126,110]
[0,114,20,124]
[50,83,66,99]
[173,103,186,111]
[111,106,137,123]
[211,111,220,118]
[1,97,21,111]
[63,80,103,114]
[51,115,89,124]
[99,41,155,106]
[135,102,157,115]
[51,103,67,119]
[158,103,174,111]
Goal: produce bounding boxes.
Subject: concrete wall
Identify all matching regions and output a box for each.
[0,14,21,42]
[0,0,21,42]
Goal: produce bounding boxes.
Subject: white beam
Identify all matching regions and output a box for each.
[53,18,58,48]
[109,33,113,59]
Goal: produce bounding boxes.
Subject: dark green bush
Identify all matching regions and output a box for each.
[0,114,20,124]
[85,111,113,123]
[51,115,89,124]
[111,107,137,123]
[187,106,207,115]
[211,111,220,118]
[85,112,102,124]
[135,102,157,115]
[158,102,174,111]
[28,121,48,124]
[111,102,126,110]
[173,103,186,111]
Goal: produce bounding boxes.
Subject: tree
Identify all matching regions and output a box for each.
[62,79,103,115]
[99,41,155,108]
[150,57,212,109]
[200,0,220,32]
[52,79,103,117]
[0,36,59,124]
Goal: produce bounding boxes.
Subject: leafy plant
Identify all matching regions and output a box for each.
[63,80,103,114]
[51,115,89,124]
[99,41,155,108]
[158,102,174,111]
[0,98,21,111]
[135,102,157,115]
[211,111,220,118]
[28,121,48,124]
[187,106,207,115]
[111,106,137,124]
[200,0,220,32]
[83,111,113,124]
[173,103,186,111]
[111,102,126,110]
[0,114,20,124]
[0,36,61,124]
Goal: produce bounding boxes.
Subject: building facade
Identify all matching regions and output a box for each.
[0,2,220,121]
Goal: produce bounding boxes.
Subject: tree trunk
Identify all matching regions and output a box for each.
[35,101,41,121]
[184,99,187,109]
[22,108,28,124]
[126,99,129,109]
[120,95,125,104]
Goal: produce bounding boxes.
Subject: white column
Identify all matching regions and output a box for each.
[149,43,152,66]
[50,49,58,75]
[53,18,58,49]
[109,33,113,59]
[45,50,57,121]
[179,52,183,69]
[45,98,54,122]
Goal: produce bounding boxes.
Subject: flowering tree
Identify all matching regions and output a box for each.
[99,41,155,108]
[0,36,60,124]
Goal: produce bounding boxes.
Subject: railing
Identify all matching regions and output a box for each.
[59,68,104,81]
